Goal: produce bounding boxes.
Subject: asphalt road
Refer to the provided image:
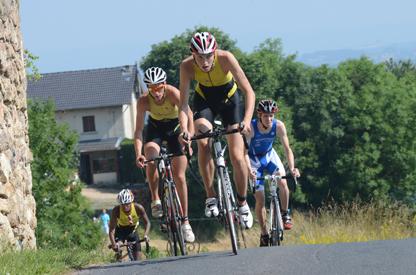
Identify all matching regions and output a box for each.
[77,238,416,275]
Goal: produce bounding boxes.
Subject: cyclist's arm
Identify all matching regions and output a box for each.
[276,120,298,176]
[109,206,119,248]
[168,85,195,136]
[178,58,194,136]
[220,50,255,132]
[135,203,151,237]
[134,97,148,159]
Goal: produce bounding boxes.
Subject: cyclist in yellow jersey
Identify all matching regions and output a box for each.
[178,32,256,229]
[134,67,195,242]
[109,189,150,260]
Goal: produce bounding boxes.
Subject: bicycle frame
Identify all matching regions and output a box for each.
[191,121,245,255]
[260,174,289,246]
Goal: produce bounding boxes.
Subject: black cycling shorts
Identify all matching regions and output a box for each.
[193,90,243,127]
[115,225,141,251]
[144,117,183,155]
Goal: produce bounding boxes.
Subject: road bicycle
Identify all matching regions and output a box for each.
[255,174,297,246]
[190,121,247,255]
[108,237,150,262]
[145,145,186,256]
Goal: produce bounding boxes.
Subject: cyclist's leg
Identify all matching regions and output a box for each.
[270,151,289,212]
[144,142,160,200]
[222,91,247,203]
[144,141,162,217]
[195,118,215,197]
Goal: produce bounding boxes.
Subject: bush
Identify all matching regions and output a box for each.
[28,100,101,249]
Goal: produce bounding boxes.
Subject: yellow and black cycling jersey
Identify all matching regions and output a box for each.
[193,53,237,101]
[147,93,178,121]
[117,203,140,227]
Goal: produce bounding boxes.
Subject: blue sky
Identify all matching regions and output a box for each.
[21,0,416,73]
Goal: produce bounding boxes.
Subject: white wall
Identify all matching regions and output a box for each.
[93,172,117,184]
[55,104,136,140]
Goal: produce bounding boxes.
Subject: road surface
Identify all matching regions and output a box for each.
[77,238,416,275]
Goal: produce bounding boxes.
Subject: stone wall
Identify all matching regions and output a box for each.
[0,0,36,250]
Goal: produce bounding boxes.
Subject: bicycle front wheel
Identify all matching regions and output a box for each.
[270,197,283,246]
[219,167,238,255]
[168,183,186,256]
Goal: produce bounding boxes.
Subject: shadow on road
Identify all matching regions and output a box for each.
[79,251,232,272]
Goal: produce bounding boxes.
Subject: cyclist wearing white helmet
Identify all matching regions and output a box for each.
[244,99,300,246]
[178,31,256,229]
[108,189,150,260]
[134,67,195,243]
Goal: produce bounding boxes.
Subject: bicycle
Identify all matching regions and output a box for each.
[190,120,247,255]
[144,145,187,256]
[254,174,298,246]
[108,238,150,262]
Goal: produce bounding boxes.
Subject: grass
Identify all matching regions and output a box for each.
[1,200,415,274]
[0,241,113,275]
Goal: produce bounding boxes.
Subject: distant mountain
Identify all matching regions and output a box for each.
[298,41,416,67]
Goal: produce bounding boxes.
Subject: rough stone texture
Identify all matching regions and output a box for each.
[0,0,36,251]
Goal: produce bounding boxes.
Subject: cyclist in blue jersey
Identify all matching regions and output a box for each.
[245,99,300,246]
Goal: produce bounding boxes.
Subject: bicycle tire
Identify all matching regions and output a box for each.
[219,167,238,255]
[167,182,186,256]
[270,199,278,246]
[271,197,284,246]
[127,243,135,261]
[172,186,186,256]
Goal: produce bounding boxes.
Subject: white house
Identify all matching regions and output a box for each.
[27,64,145,185]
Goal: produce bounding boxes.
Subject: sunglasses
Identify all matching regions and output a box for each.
[148,83,164,93]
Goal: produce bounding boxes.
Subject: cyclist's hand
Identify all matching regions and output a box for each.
[179,131,191,151]
[248,169,256,181]
[144,235,150,242]
[291,168,300,178]
[136,155,146,168]
[112,243,119,252]
[239,120,251,135]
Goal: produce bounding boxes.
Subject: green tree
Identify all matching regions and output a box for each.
[28,99,101,249]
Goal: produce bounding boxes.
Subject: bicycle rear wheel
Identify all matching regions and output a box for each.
[219,167,238,255]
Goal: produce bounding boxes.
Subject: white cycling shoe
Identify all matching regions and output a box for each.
[205,197,219,217]
[181,223,195,243]
[238,203,253,229]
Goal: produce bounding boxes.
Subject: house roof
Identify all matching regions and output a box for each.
[27,65,140,111]
[78,137,123,153]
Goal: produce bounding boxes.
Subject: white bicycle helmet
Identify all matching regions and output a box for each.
[118,189,134,204]
[143,67,167,85]
[257,99,278,113]
[190,32,217,54]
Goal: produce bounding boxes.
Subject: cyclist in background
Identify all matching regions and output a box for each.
[178,31,256,229]
[109,189,151,260]
[134,67,195,242]
[245,99,300,246]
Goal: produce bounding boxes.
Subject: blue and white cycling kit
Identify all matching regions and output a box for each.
[248,118,285,191]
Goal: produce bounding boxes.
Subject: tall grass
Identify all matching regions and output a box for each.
[286,200,416,245]
[0,242,113,275]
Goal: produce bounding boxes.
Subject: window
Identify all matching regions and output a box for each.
[82,116,96,132]
[92,158,116,173]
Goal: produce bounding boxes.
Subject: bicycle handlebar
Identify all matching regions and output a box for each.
[108,238,150,253]
[190,127,241,141]
[144,152,182,164]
